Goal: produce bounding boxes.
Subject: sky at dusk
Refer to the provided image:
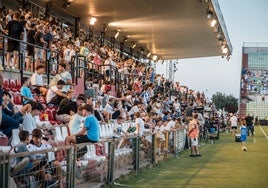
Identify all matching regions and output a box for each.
[156,0,268,99]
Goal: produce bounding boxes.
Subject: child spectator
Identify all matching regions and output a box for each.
[240,124,248,151]
[11,130,33,175]
[27,128,61,187]
[21,77,35,105]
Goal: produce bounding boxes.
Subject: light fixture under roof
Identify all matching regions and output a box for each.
[131,42,136,49]
[206,9,213,19]
[115,31,119,39]
[90,17,97,26]
[222,45,228,54]
[152,55,158,61]
[210,19,217,27]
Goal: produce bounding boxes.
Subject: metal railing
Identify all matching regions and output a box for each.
[0,128,186,188]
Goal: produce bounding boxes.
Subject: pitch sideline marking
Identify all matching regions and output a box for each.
[259,126,268,140]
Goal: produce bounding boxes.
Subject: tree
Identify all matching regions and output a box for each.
[211,92,238,113]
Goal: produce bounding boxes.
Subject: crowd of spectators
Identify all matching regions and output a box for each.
[0,3,215,186]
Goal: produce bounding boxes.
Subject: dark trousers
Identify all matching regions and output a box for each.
[247,125,254,136]
[1,113,20,138]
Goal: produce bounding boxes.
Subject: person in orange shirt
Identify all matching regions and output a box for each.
[188,113,201,157]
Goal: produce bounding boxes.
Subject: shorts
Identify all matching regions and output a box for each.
[190,137,198,146]
[27,45,34,56]
[76,135,97,144]
[7,40,20,52]
[231,126,237,129]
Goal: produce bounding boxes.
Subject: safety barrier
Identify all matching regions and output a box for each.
[0,128,186,188]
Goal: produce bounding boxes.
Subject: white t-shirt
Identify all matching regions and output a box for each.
[30,72,44,86]
[46,85,60,103]
[69,115,84,135]
[135,117,145,135]
[27,143,52,160]
[22,113,37,134]
[129,106,139,116]
[165,120,176,131]
[230,116,238,127]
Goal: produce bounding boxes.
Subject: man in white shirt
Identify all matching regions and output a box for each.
[46,80,66,105]
[30,64,47,96]
[229,113,238,135]
[30,64,45,86]
[134,112,145,136]
[68,106,84,135]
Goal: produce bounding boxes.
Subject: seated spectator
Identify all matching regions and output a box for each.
[68,106,84,135]
[22,101,44,134]
[21,77,35,105]
[102,97,114,121]
[55,92,85,124]
[30,64,48,96]
[65,104,100,145]
[2,90,31,124]
[128,101,141,120]
[49,63,72,92]
[11,130,34,176]
[27,128,62,187]
[0,91,23,138]
[46,80,66,105]
[93,100,105,122]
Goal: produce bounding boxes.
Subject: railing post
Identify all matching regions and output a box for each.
[0,154,9,188]
[152,134,157,163]
[107,141,115,184]
[132,136,140,171]
[66,146,75,188]
[174,130,178,156]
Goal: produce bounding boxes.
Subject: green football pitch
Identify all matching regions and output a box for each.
[111,126,268,188]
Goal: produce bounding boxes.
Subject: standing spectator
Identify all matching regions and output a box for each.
[185,103,194,125]
[34,24,47,63]
[43,25,53,49]
[134,112,145,136]
[245,114,254,136]
[5,11,24,69]
[26,22,36,71]
[0,63,3,125]
[21,77,35,105]
[229,113,238,136]
[20,20,27,68]
[65,104,100,145]
[5,9,13,25]
[188,113,201,157]
[163,96,171,113]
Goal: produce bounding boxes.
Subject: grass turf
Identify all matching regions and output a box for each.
[110,126,268,188]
